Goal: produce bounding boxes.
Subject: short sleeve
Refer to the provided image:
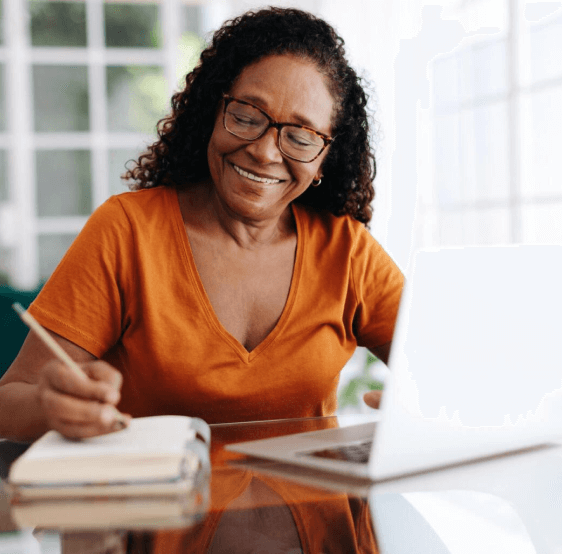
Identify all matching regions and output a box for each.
[351,226,404,350]
[28,196,132,357]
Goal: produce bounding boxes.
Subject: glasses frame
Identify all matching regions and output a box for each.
[222,94,335,163]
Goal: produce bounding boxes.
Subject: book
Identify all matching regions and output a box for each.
[10,492,210,531]
[7,416,210,501]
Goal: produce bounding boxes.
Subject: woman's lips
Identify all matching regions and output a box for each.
[232,164,284,184]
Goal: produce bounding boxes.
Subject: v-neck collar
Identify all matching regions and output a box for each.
[170,188,305,364]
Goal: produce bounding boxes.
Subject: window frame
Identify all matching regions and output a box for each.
[0,0,206,288]
[420,0,562,251]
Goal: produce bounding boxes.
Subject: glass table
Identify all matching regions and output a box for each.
[1,414,562,553]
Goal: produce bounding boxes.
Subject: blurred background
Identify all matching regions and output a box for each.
[0,0,560,410]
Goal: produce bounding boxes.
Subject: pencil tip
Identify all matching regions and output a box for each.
[12,302,25,316]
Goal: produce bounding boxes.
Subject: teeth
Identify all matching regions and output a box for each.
[233,164,281,184]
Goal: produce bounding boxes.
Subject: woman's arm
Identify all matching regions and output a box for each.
[0,331,128,441]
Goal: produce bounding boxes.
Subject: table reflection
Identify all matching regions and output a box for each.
[128,469,377,554]
[55,485,542,554]
[52,477,376,553]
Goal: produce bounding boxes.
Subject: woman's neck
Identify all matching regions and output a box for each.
[179,183,296,250]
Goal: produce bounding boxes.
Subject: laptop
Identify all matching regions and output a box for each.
[227,245,562,481]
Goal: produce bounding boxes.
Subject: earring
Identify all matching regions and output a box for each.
[312,177,322,187]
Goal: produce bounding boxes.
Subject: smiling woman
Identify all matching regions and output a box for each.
[205,55,333,223]
[0,7,403,443]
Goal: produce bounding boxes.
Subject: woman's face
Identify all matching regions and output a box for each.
[207,54,335,222]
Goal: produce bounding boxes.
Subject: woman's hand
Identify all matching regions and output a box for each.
[363,390,382,410]
[37,359,131,439]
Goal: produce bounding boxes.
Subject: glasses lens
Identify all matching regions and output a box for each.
[224,98,326,162]
[280,127,324,162]
[224,101,267,140]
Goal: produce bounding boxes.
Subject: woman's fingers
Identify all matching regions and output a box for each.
[82,361,123,397]
[51,416,132,440]
[41,387,131,438]
[41,385,114,424]
[41,360,122,404]
[38,359,130,438]
[363,390,382,410]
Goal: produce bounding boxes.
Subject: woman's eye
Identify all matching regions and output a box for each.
[232,114,258,126]
[287,132,314,147]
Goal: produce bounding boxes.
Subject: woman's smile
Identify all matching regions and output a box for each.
[231,163,284,185]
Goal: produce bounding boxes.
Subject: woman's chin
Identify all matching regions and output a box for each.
[218,185,284,221]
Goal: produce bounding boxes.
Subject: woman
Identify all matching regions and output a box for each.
[0,7,403,441]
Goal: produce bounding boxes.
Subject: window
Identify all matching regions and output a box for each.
[0,0,206,287]
[421,0,562,252]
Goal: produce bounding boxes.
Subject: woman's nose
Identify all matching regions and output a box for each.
[245,127,284,163]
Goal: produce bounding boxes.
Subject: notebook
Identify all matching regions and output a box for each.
[227,245,562,481]
[8,415,210,500]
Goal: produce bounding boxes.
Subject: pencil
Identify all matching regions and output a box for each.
[12,302,127,428]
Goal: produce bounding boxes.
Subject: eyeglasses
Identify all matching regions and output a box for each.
[222,94,334,163]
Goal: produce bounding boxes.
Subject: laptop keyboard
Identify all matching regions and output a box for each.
[299,440,373,464]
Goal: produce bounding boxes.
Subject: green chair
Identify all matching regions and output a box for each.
[0,286,42,379]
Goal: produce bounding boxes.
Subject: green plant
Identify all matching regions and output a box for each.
[338,352,383,409]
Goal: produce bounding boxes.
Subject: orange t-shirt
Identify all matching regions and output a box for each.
[29,187,403,423]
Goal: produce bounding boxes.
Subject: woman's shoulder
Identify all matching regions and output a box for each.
[293,203,399,276]
[107,186,174,211]
[93,187,176,224]
[293,202,376,246]
[76,187,178,245]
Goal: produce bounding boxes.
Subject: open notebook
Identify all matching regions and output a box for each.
[8,415,210,499]
[227,245,562,481]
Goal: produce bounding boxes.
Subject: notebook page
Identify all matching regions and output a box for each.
[23,416,194,460]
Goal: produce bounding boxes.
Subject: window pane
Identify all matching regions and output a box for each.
[36,150,92,217]
[463,102,509,203]
[472,38,507,100]
[106,66,167,133]
[29,1,87,47]
[433,55,460,109]
[104,3,160,48]
[459,47,474,104]
[439,209,511,247]
[439,213,463,246]
[182,4,201,35]
[176,5,205,88]
[434,114,462,206]
[520,85,562,198]
[463,208,510,245]
[524,2,560,21]
[38,234,76,281]
[522,203,562,244]
[0,64,5,131]
[529,14,562,84]
[33,65,89,132]
[0,150,6,201]
[108,148,139,195]
[456,40,507,105]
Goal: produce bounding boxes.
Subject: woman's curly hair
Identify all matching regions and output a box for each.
[125,7,377,224]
